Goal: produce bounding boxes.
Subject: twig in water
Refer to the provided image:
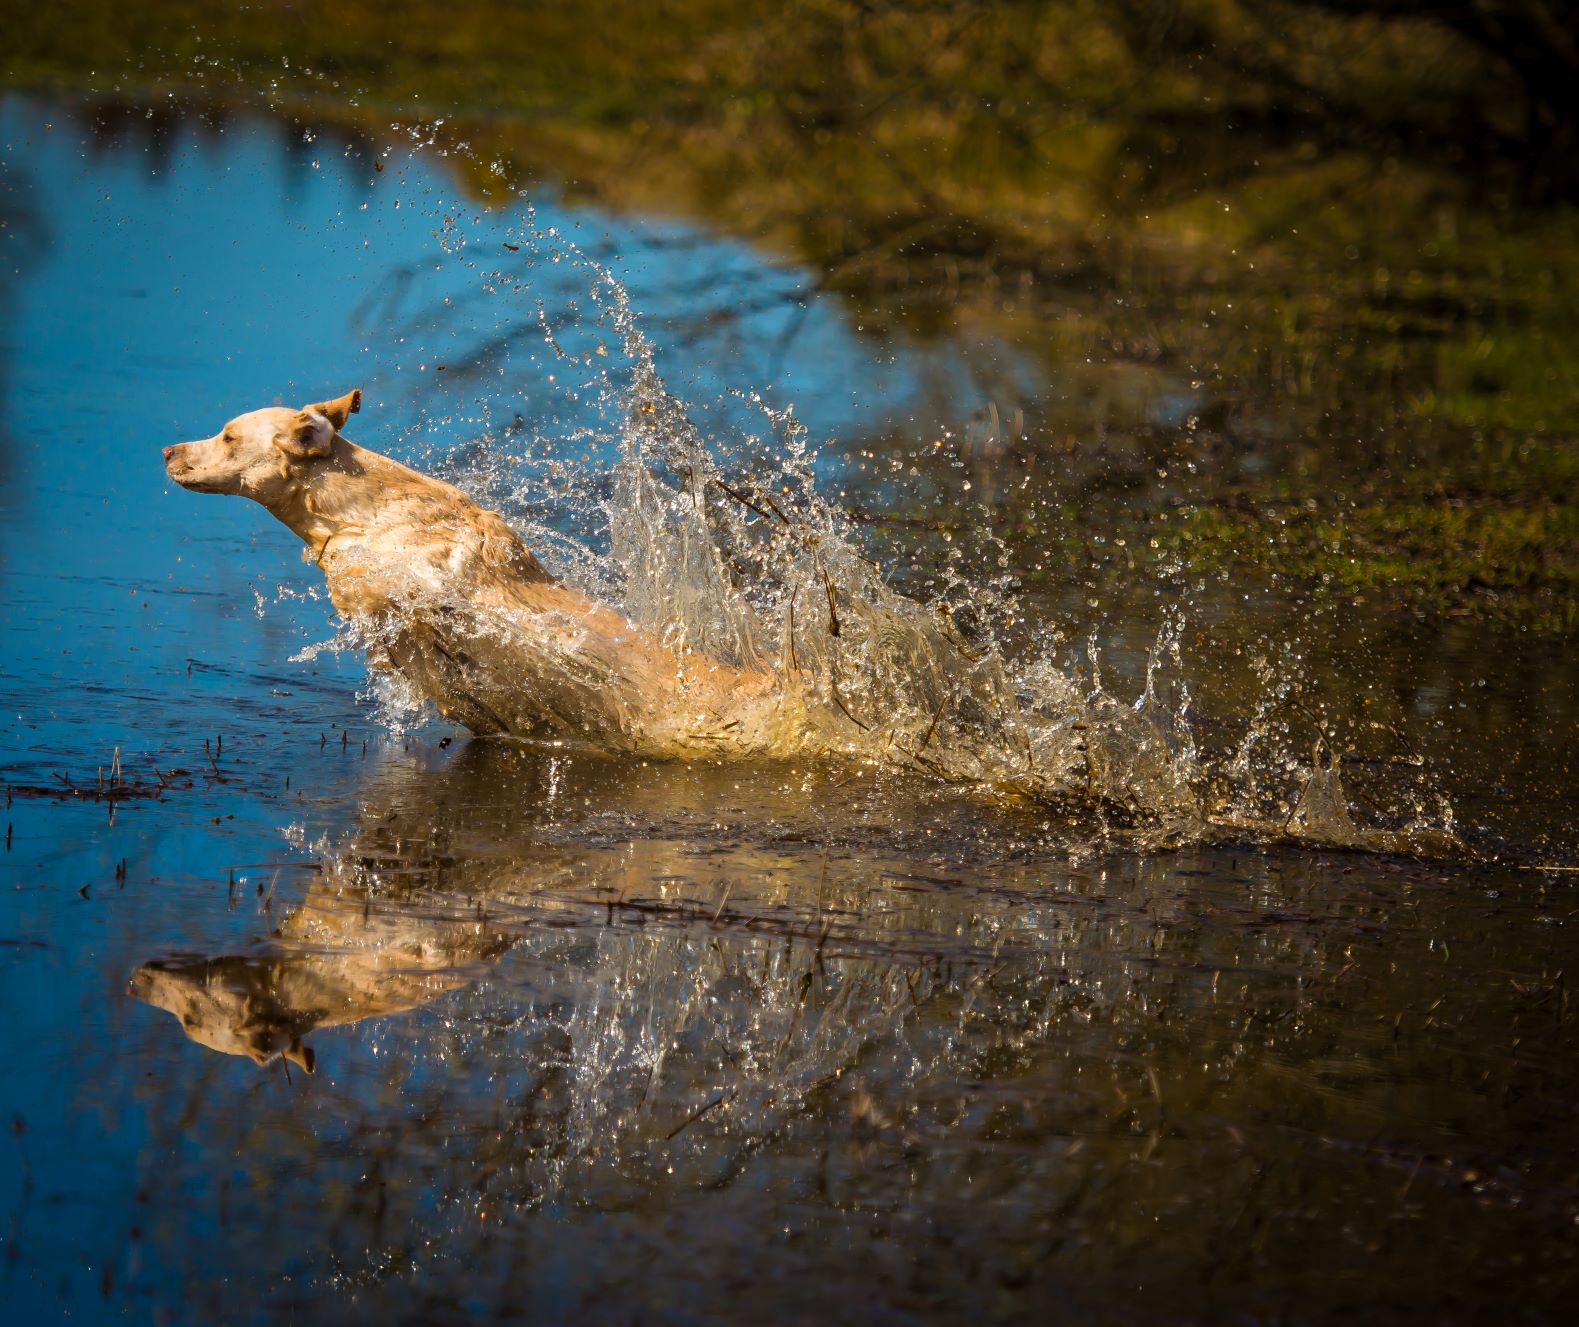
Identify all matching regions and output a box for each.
[785,590,800,676]
[934,607,983,662]
[1396,1153,1424,1202]
[814,917,835,977]
[712,477,784,526]
[916,687,951,756]
[666,1089,734,1140]
[827,681,870,732]
[819,566,841,638]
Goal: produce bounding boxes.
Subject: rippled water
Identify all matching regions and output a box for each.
[1,94,1576,1324]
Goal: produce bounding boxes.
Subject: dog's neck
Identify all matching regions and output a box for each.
[261,438,405,555]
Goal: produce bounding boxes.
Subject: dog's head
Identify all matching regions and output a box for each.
[164,389,361,499]
[130,957,318,1073]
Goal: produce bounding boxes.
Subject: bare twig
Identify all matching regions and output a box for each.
[666,1089,734,1140]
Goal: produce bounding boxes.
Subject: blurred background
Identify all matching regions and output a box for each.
[6,0,1577,636]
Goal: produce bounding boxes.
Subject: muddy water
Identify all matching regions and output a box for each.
[1,95,1577,1324]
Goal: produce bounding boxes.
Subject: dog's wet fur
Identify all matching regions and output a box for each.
[164,391,786,754]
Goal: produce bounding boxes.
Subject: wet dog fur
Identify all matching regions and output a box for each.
[164,391,779,752]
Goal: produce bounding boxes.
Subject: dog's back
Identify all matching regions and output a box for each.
[311,442,784,753]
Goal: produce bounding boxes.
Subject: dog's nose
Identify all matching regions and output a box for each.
[163,445,177,461]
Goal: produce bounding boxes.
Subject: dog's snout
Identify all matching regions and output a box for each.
[163,445,178,462]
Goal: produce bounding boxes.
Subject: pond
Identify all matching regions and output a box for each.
[1,91,1576,1324]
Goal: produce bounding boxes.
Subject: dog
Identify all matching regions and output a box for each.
[130,883,512,1074]
[164,391,786,754]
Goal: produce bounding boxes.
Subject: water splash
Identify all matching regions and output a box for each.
[285,116,1456,855]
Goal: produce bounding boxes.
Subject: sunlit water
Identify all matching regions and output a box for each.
[1,93,1576,1324]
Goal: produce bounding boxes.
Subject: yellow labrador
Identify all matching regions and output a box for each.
[164,391,783,754]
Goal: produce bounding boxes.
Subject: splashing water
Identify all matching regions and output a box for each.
[310,124,1457,857]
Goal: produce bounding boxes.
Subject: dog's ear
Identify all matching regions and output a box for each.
[305,389,361,431]
[284,1039,317,1075]
[273,410,335,462]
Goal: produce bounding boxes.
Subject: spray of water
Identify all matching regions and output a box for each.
[289,116,1455,856]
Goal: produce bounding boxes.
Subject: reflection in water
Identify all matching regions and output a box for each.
[120,740,1577,1321]
[132,934,502,1075]
[133,744,1062,1089]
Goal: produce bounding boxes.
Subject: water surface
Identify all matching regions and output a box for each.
[1,93,1576,1325]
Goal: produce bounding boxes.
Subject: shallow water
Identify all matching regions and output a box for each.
[1,93,1577,1323]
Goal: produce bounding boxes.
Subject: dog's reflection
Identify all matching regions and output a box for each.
[127,741,1062,1082]
[130,936,511,1074]
[130,881,515,1072]
[128,742,852,1073]
[131,956,324,1072]
[128,743,574,1071]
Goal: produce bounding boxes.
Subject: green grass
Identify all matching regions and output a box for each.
[1140,495,1579,633]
